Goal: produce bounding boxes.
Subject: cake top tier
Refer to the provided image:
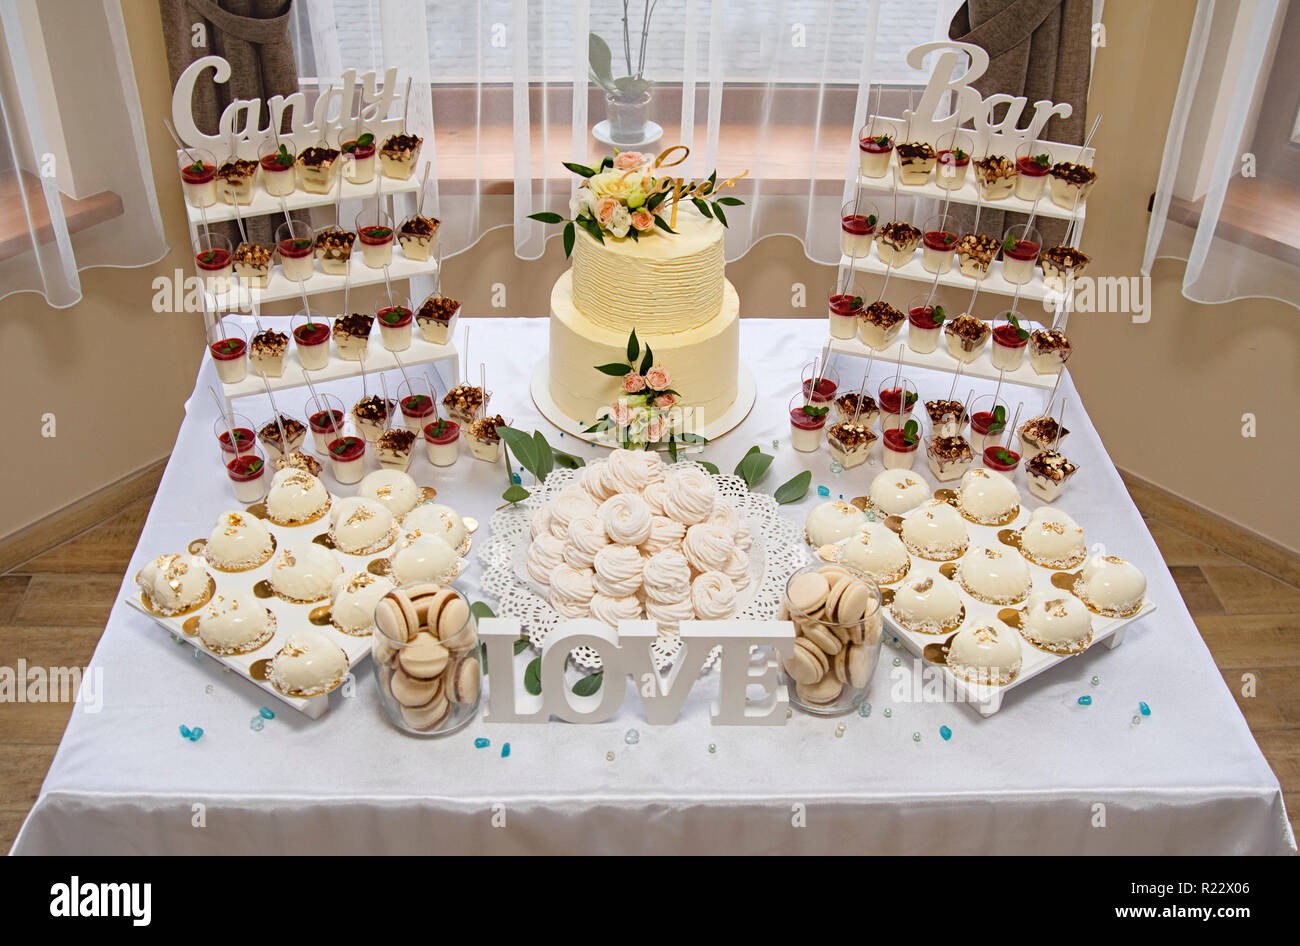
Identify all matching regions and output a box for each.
[571,203,726,336]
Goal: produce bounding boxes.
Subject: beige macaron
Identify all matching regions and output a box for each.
[399,631,450,679]
[375,590,418,643]
[391,667,443,707]
[446,657,481,704]
[796,675,843,706]
[784,637,830,684]
[400,691,450,731]
[787,571,830,615]
[800,620,841,656]
[402,582,444,623]
[846,642,872,689]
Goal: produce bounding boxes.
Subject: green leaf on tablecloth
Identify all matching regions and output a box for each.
[627,328,639,363]
[502,484,530,504]
[551,447,586,469]
[735,450,773,488]
[498,426,540,477]
[734,445,760,474]
[774,470,812,504]
[524,657,543,695]
[698,460,720,475]
[470,602,495,620]
[513,637,531,656]
[595,363,632,376]
[572,672,603,696]
[532,430,555,481]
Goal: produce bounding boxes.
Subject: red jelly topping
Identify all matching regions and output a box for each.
[1004,239,1040,262]
[801,378,837,402]
[259,153,293,172]
[226,454,264,481]
[992,324,1028,348]
[859,137,893,154]
[828,294,864,318]
[983,446,1021,471]
[218,428,256,453]
[971,411,999,435]
[1016,157,1050,177]
[841,214,876,236]
[378,305,412,327]
[936,149,969,168]
[908,306,939,330]
[181,162,216,184]
[790,407,827,430]
[878,387,914,414]
[209,338,246,360]
[278,238,313,259]
[195,248,231,271]
[294,322,330,346]
[341,140,376,160]
[328,437,365,462]
[358,225,393,245]
[309,409,344,433]
[883,428,918,452]
[424,420,460,445]
[401,394,437,419]
[923,230,957,252]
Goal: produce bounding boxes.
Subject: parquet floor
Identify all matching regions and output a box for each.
[1,488,1297,852]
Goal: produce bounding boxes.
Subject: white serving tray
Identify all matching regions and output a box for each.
[835,491,1154,717]
[185,173,421,226]
[206,252,439,309]
[839,250,1068,303]
[123,488,465,718]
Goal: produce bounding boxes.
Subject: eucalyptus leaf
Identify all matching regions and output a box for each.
[735,451,773,488]
[734,445,761,474]
[497,426,540,477]
[533,430,555,481]
[513,637,530,656]
[551,448,586,469]
[470,602,496,620]
[773,470,812,504]
[698,460,720,475]
[502,484,530,504]
[572,672,603,696]
[524,657,542,695]
[480,641,488,675]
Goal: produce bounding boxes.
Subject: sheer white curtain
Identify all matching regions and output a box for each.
[1143,0,1299,310]
[293,0,950,263]
[0,0,165,308]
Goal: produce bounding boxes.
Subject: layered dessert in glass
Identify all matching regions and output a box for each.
[1014,144,1051,201]
[376,428,418,472]
[943,313,991,363]
[881,420,921,470]
[258,415,307,460]
[1040,245,1090,291]
[332,313,373,361]
[377,302,414,351]
[232,241,272,289]
[313,227,355,276]
[1049,161,1097,210]
[380,133,422,179]
[341,133,376,183]
[877,378,917,431]
[295,145,341,194]
[826,422,877,469]
[305,394,345,452]
[1028,328,1073,374]
[857,120,896,179]
[398,215,440,261]
[259,142,296,196]
[467,413,506,462]
[1001,225,1041,286]
[356,210,395,268]
[215,413,257,460]
[990,313,1030,371]
[896,141,936,186]
[423,418,460,466]
[875,220,922,268]
[974,154,1016,201]
[789,394,828,453]
[840,200,878,258]
[215,157,257,205]
[924,398,968,438]
[828,286,865,340]
[926,435,973,482]
[1017,416,1069,461]
[967,394,1011,456]
[1026,450,1078,502]
[291,313,331,370]
[858,300,906,351]
[179,149,217,208]
[906,299,945,354]
[353,395,396,442]
[801,364,839,404]
[327,434,367,485]
[442,384,485,426]
[934,132,972,191]
[227,452,268,503]
[209,324,247,384]
[834,391,878,428]
[956,232,999,280]
[194,233,232,293]
[398,387,438,433]
[275,221,315,282]
[921,215,958,274]
[249,327,289,378]
[415,294,460,344]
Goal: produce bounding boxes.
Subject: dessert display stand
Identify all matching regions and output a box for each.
[172,56,460,414]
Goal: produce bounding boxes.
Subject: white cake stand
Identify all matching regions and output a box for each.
[530,362,757,449]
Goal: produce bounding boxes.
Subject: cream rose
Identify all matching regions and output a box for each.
[587,169,637,202]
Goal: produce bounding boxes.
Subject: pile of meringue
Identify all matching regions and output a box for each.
[524,449,753,632]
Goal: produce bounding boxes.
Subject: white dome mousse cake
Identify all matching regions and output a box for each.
[548,203,740,427]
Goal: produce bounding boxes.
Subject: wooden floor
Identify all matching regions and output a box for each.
[1,487,1297,853]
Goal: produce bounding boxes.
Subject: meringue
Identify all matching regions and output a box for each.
[526,532,565,587]
[578,459,614,501]
[589,592,642,626]
[204,511,274,570]
[601,447,653,495]
[357,469,421,517]
[592,544,644,597]
[639,515,686,555]
[661,467,716,525]
[691,571,738,620]
[642,549,693,603]
[599,493,653,546]
[646,596,696,633]
[563,514,609,569]
[530,505,554,539]
[549,563,596,616]
[549,490,598,538]
[723,547,751,590]
[641,480,670,516]
[683,522,734,573]
[329,496,397,554]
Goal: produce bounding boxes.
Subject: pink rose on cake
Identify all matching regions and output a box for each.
[645,365,671,391]
[630,210,655,232]
[609,401,635,428]
[622,372,645,393]
[594,197,620,227]
[615,151,650,170]
[645,414,667,443]
[654,393,676,409]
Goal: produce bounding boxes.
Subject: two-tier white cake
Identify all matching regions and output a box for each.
[544,203,743,434]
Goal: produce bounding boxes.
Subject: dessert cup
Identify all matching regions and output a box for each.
[1026,450,1078,502]
[375,428,418,472]
[1029,329,1073,374]
[232,242,272,288]
[1017,416,1069,462]
[356,210,395,269]
[332,313,373,362]
[801,363,839,404]
[858,300,906,351]
[423,419,460,466]
[1040,246,1090,292]
[956,233,998,280]
[1014,142,1051,201]
[896,141,936,186]
[981,445,1021,476]
[305,393,346,453]
[353,395,396,442]
[467,414,506,462]
[921,214,958,275]
[877,377,918,431]
[974,155,1016,201]
[926,435,974,482]
[856,120,896,179]
[442,384,486,426]
[906,296,943,354]
[934,131,972,191]
[990,314,1030,371]
[1001,224,1041,286]
[215,412,257,461]
[875,221,922,268]
[379,133,422,180]
[826,422,877,469]
[1049,161,1097,210]
[295,144,341,195]
[967,394,1012,457]
[179,149,217,208]
[209,323,248,384]
[314,227,355,276]
[259,142,296,196]
[291,311,332,371]
[327,435,367,485]
[782,563,883,717]
[275,220,315,283]
[943,314,991,364]
[828,286,865,340]
[215,156,257,205]
[398,215,440,261]
[258,415,306,461]
[341,134,377,183]
[227,450,268,503]
[398,379,439,433]
[194,232,233,293]
[248,327,289,378]
[377,300,414,352]
[924,398,968,438]
[834,391,878,428]
[789,393,828,453]
[416,295,460,344]
[840,199,878,259]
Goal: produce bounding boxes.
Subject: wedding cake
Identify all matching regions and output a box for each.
[532,152,745,445]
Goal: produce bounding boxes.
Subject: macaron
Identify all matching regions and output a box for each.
[398,631,450,678]
[375,590,418,643]
[785,637,829,685]
[787,571,830,615]
[831,647,849,685]
[796,675,843,706]
[391,667,443,707]
[403,582,443,622]
[400,691,450,731]
[835,580,874,629]
[447,657,481,704]
[431,594,473,647]
[800,620,841,656]
[823,575,850,619]
[846,642,872,689]
[817,564,852,586]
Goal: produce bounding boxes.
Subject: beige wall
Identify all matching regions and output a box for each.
[2,0,1296,555]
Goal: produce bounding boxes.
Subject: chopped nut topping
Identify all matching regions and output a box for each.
[469,414,505,442]
[353,396,395,424]
[297,146,339,168]
[233,242,273,267]
[400,215,440,238]
[928,435,972,462]
[250,329,288,357]
[1026,450,1078,482]
[334,313,373,339]
[878,220,921,248]
[925,399,968,426]
[945,313,990,343]
[216,159,257,180]
[828,423,876,450]
[862,300,905,328]
[975,155,1015,181]
[1030,329,1072,353]
[377,428,417,453]
[1050,161,1097,185]
[896,141,936,162]
[418,295,461,323]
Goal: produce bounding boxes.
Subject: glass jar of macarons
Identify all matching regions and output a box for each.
[779,562,883,716]
[372,583,482,736]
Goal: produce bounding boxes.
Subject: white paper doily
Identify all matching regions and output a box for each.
[480,460,810,672]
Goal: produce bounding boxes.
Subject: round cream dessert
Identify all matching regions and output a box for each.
[329,497,397,555]
[1018,507,1087,568]
[197,590,274,654]
[1075,554,1147,617]
[204,510,274,570]
[890,574,964,634]
[900,500,969,561]
[136,553,212,615]
[401,503,468,554]
[269,542,342,603]
[946,623,1022,686]
[837,522,910,584]
[957,545,1032,605]
[805,500,868,546]
[956,468,1021,525]
[329,571,395,634]
[357,469,421,517]
[268,629,349,697]
[265,468,330,525]
[1020,589,1093,653]
[868,469,931,516]
[393,534,459,586]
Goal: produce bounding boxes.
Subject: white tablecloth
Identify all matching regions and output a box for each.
[11,318,1295,855]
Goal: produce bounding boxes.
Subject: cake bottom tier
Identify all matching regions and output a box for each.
[548,270,741,429]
